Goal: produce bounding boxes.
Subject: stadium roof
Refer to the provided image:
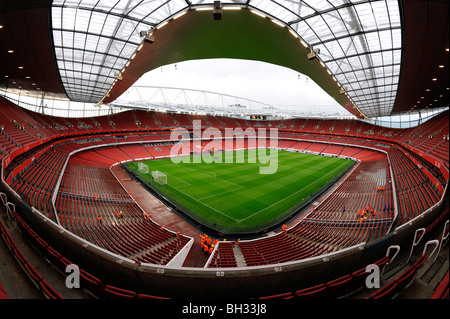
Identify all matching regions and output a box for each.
[0,0,448,119]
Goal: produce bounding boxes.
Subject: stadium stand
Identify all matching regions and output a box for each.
[365,247,431,299]
[0,281,7,299]
[1,0,449,303]
[430,271,449,299]
[0,212,62,299]
[0,97,448,299]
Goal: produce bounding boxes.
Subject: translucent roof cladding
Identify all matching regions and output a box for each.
[51,0,402,118]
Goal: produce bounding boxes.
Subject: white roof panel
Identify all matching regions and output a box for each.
[51,0,402,117]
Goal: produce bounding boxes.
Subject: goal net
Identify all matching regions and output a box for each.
[138,162,149,174]
[152,171,167,185]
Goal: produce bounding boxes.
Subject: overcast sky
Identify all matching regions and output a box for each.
[135,58,345,111]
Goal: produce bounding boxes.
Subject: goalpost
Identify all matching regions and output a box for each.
[152,170,167,185]
[138,162,149,174]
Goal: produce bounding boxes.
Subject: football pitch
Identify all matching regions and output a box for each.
[126,149,354,234]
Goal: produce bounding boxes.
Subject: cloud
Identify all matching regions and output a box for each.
[136,58,343,111]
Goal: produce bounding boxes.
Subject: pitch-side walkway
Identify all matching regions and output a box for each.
[111,165,211,267]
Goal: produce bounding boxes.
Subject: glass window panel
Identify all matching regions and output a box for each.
[370,52,384,66]
[348,81,361,92]
[378,29,393,50]
[50,0,403,115]
[293,20,316,44]
[392,29,402,47]
[351,34,368,55]
[323,40,346,59]
[110,0,144,15]
[307,15,331,37]
[380,51,394,65]
[106,41,125,57]
[101,14,122,38]
[52,0,66,5]
[336,6,358,32]
[250,0,302,21]
[129,2,157,21]
[88,11,108,34]
[344,56,363,70]
[296,1,316,17]
[308,0,337,11]
[75,9,93,33]
[350,70,367,80]
[386,0,401,25]
[332,60,353,74]
[354,2,376,31]
[266,1,301,22]
[53,30,63,46]
[115,20,137,41]
[150,0,188,23]
[371,1,390,29]
[72,32,87,46]
[365,32,381,52]
[61,8,77,30]
[96,36,114,52]
[80,0,100,7]
[52,7,62,29]
[84,34,101,51]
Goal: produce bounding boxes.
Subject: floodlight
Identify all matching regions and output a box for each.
[307,48,320,60]
[144,33,155,43]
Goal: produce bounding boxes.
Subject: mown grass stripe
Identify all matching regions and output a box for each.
[126,149,354,233]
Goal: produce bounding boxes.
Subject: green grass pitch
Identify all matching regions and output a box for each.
[126,149,354,234]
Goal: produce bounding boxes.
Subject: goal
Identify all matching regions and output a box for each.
[138,162,149,174]
[152,171,167,185]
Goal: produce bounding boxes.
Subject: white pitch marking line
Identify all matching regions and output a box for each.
[180,164,242,186]
[237,160,351,223]
[198,185,244,201]
[164,172,192,188]
[167,184,240,222]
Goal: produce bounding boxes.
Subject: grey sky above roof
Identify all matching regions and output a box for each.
[50,0,402,118]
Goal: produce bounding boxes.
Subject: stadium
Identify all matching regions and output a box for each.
[0,0,448,305]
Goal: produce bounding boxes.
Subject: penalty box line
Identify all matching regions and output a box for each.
[166,182,240,222]
[198,185,244,201]
[151,161,242,222]
[180,164,243,188]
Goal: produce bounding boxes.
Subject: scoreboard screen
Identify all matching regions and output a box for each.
[249,115,266,120]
